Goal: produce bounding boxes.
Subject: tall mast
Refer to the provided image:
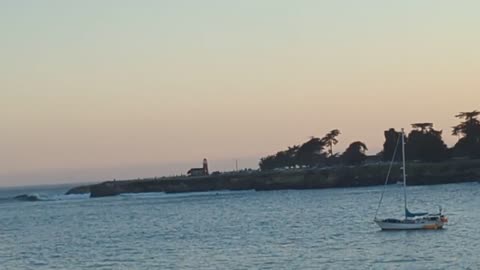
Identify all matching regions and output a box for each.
[401,128,408,218]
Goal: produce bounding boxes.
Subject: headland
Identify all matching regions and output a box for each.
[66,159,480,198]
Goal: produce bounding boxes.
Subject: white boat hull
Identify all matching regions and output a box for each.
[375,217,445,230]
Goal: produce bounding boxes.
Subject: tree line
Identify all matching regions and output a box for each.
[259,110,480,171]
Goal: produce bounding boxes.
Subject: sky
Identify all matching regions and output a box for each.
[1,0,479,186]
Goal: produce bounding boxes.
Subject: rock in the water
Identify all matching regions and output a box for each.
[14,194,41,202]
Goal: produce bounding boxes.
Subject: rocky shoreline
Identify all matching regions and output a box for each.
[66,159,480,198]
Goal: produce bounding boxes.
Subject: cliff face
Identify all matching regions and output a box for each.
[66,159,480,198]
[65,185,91,195]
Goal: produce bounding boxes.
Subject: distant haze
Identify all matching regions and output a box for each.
[1,1,479,186]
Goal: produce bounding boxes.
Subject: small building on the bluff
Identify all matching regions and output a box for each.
[187,158,209,177]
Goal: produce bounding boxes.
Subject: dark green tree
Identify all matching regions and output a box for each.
[285,145,300,168]
[259,155,277,171]
[452,110,480,158]
[407,123,449,162]
[412,123,435,132]
[259,130,340,170]
[296,137,326,167]
[322,129,341,157]
[342,141,368,165]
[259,145,300,171]
[382,128,402,161]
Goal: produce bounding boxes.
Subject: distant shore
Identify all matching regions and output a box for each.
[66,159,480,198]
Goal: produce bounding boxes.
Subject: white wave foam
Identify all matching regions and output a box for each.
[49,193,90,201]
[13,193,90,202]
[119,189,255,200]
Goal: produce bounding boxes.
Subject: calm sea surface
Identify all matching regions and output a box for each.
[0,182,479,269]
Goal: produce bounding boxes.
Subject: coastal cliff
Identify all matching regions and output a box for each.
[65,185,91,195]
[66,159,480,198]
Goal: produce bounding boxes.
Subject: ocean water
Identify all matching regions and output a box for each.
[0,182,479,269]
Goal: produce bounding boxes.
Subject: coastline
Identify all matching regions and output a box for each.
[66,159,480,198]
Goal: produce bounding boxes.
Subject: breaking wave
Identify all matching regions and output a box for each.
[0,193,90,203]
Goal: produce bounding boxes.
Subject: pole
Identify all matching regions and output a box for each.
[401,128,408,219]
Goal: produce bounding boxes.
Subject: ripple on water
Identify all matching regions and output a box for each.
[0,183,479,269]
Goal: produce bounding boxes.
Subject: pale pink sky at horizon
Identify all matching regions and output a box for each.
[1,1,479,186]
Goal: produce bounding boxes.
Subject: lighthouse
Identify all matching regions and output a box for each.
[203,158,209,175]
[187,158,210,177]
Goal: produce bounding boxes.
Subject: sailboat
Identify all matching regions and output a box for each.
[374,129,448,230]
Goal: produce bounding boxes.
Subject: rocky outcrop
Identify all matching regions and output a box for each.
[14,194,41,202]
[65,185,91,195]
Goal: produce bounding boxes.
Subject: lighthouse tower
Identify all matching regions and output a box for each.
[203,158,209,175]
